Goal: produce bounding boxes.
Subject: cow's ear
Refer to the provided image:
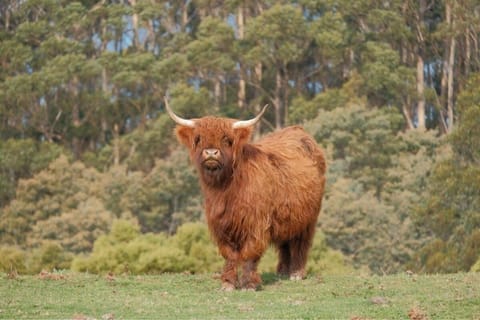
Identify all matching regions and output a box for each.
[176,126,195,147]
[233,127,253,146]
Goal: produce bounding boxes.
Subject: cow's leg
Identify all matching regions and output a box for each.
[276,242,291,276]
[219,245,239,291]
[288,222,316,280]
[240,257,261,290]
[239,240,267,290]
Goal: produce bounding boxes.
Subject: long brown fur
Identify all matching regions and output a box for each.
[174,116,326,290]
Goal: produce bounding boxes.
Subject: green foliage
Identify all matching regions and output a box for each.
[186,17,236,73]
[412,74,480,273]
[0,242,73,275]
[0,155,115,252]
[306,104,441,273]
[0,146,202,252]
[28,242,73,274]
[471,257,480,273]
[0,139,62,204]
[306,103,405,197]
[450,104,480,164]
[289,88,349,124]
[72,220,222,274]
[412,158,480,273]
[74,220,350,276]
[359,42,415,106]
[30,198,115,253]
[245,4,309,66]
[0,246,28,274]
[116,147,203,233]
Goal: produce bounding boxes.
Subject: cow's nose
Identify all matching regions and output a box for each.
[203,148,220,159]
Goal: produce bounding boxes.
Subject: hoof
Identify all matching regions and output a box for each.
[240,282,261,291]
[289,271,305,281]
[221,282,236,292]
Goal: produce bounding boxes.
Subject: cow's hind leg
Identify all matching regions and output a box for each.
[276,242,291,276]
[288,222,316,280]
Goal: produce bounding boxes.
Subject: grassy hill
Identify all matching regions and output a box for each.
[1,271,479,319]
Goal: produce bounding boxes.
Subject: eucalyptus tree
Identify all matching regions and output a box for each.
[185,17,236,110]
[245,4,311,128]
[412,73,480,273]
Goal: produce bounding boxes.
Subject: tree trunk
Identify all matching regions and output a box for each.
[445,1,455,133]
[415,0,426,130]
[214,77,221,111]
[283,66,290,125]
[100,67,109,145]
[447,35,455,132]
[113,123,120,166]
[237,4,246,109]
[273,69,283,129]
[181,1,189,30]
[402,98,414,130]
[129,0,141,49]
[465,28,471,77]
[71,76,82,159]
[416,51,426,130]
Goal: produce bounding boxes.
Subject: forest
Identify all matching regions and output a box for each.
[0,0,480,276]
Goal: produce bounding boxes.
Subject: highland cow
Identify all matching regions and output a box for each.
[165,98,326,291]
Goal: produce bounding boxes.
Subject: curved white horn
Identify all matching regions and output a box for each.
[164,97,196,128]
[232,104,269,129]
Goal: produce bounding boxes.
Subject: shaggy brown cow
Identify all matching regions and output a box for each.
[165,98,326,291]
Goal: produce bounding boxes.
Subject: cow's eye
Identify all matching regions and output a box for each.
[222,136,233,147]
[194,135,201,147]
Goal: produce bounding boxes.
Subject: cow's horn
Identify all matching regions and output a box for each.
[164,97,196,128]
[232,104,269,129]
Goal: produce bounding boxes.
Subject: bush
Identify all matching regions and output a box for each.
[471,259,480,272]
[28,242,73,273]
[136,247,196,274]
[0,243,73,275]
[71,220,222,275]
[0,246,27,274]
[172,223,223,273]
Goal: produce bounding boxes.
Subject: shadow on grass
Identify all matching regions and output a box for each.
[261,272,286,286]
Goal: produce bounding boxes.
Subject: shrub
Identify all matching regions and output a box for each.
[71,220,222,274]
[28,242,73,273]
[0,246,27,274]
[172,223,223,273]
[471,258,480,272]
[136,247,196,274]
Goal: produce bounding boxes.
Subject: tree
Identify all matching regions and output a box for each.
[0,155,115,250]
[306,102,441,273]
[185,17,236,109]
[412,73,480,273]
[0,139,62,204]
[245,4,310,128]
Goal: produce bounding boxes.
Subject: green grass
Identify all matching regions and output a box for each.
[1,271,479,319]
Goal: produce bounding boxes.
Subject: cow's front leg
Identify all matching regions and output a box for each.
[219,245,239,291]
[240,258,261,290]
[239,240,266,290]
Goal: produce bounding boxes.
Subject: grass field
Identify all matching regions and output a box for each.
[1,271,479,319]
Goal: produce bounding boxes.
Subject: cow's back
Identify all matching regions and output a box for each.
[256,126,326,175]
